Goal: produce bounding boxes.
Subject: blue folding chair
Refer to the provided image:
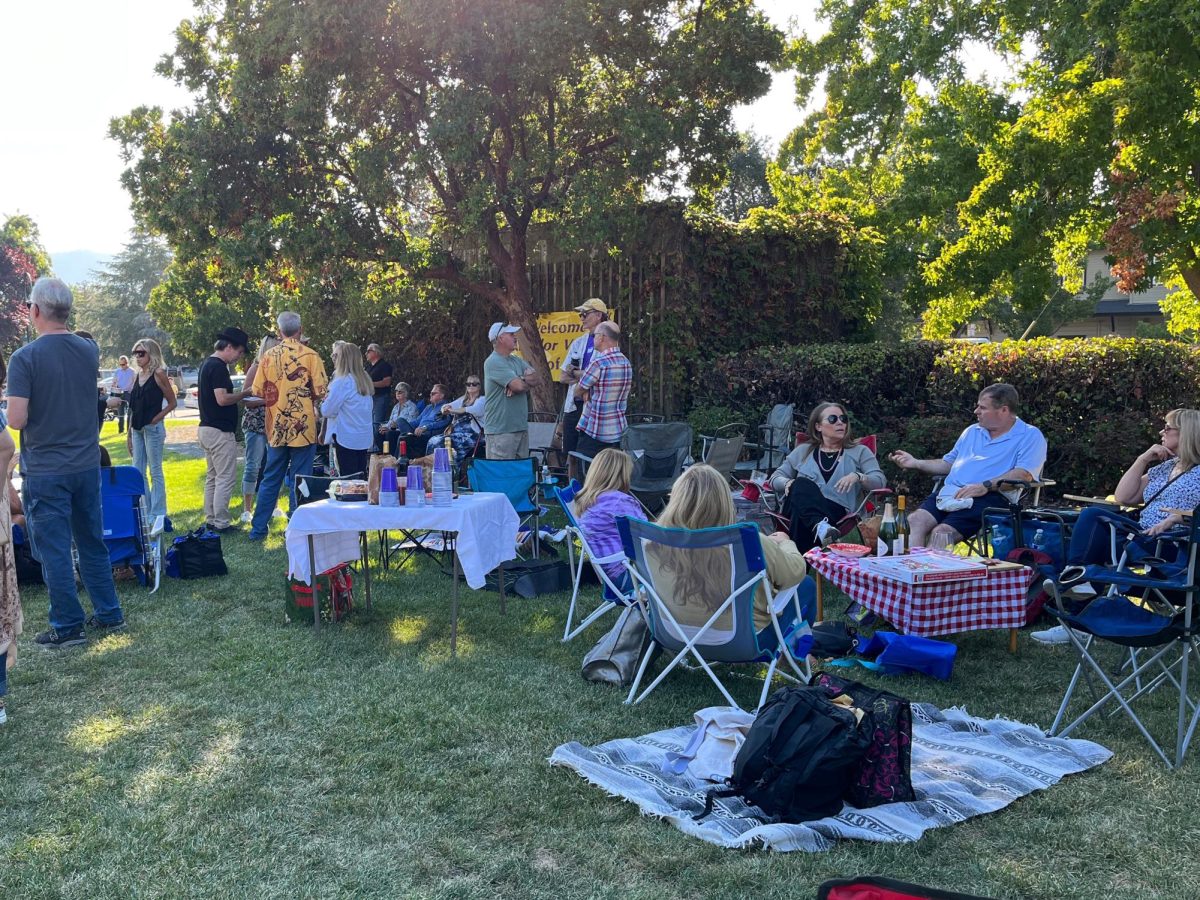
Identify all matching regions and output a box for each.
[467,457,543,556]
[616,516,814,711]
[1045,504,1200,768]
[554,479,637,642]
[100,465,165,593]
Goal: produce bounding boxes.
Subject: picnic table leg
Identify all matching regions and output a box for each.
[308,534,320,631]
[360,531,372,609]
[1009,628,1018,654]
[450,544,460,656]
[815,571,824,621]
[498,560,506,616]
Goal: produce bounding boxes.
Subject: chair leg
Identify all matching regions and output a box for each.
[561,539,582,641]
[625,640,660,705]
[757,655,782,711]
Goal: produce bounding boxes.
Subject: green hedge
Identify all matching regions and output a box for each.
[692,338,1200,497]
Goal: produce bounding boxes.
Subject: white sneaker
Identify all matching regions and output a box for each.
[239,511,253,524]
[272,507,288,519]
[1031,624,1085,646]
[814,518,840,548]
[0,702,7,726]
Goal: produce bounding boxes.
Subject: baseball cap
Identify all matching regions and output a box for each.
[574,298,608,315]
[488,322,521,342]
[216,326,250,349]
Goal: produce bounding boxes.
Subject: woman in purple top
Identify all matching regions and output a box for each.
[575,449,643,589]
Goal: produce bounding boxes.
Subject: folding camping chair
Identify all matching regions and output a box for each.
[742,403,793,474]
[528,412,563,475]
[763,434,882,540]
[554,479,638,641]
[622,421,693,514]
[616,516,814,711]
[467,457,544,557]
[1044,504,1200,768]
[99,465,165,593]
[698,423,747,488]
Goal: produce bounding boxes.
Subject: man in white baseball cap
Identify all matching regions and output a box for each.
[483,322,540,458]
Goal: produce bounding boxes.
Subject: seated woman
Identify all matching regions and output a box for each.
[573,448,643,592]
[768,402,886,553]
[658,463,808,633]
[427,376,486,463]
[1034,408,1200,644]
[379,382,419,455]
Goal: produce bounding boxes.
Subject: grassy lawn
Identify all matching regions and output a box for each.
[2,421,1199,898]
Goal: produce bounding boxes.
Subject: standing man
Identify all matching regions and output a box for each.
[248,311,328,540]
[890,383,1046,548]
[198,327,259,532]
[560,299,608,478]
[365,343,393,451]
[573,321,632,458]
[483,322,541,459]
[7,278,124,647]
[110,354,136,433]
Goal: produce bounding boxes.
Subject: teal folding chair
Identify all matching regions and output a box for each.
[554,479,637,641]
[617,516,814,711]
[467,457,543,556]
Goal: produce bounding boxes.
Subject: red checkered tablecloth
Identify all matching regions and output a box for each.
[804,549,1035,637]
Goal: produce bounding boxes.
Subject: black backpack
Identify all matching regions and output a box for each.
[700,685,871,822]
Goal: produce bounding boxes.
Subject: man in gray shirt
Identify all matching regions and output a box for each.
[483,322,541,459]
[7,278,123,648]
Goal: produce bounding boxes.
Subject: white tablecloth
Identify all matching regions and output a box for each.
[285,493,520,589]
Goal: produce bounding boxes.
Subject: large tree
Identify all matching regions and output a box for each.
[783,0,1200,337]
[112,0,783,406]
[73,230,174,363]
[0,214,51,351]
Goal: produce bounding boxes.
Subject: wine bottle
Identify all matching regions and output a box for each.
[877,500,898,557]
[382,440,390,456]
[895,495,910,555]
[397,440,409,478]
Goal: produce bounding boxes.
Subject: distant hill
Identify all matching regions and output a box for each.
[51,250,113,285]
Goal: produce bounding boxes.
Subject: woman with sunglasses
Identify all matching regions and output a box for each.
[769,401,886,553]
[127,339,177,525]
[428,375,486,462]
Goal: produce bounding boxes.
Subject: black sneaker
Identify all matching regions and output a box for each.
[86,615,127,633]
[212,523,240,534]
[35,627,87,649]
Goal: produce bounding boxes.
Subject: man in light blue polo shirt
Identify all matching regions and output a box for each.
[890,383,1046,547]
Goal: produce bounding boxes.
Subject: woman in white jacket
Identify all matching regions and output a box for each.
[320,342,374,477]
[427,375,486,462]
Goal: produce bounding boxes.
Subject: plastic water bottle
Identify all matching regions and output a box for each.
[1031,529,1046,554]
[431,448,453,507]
[541,463,551,485]
[990,524,1011,560]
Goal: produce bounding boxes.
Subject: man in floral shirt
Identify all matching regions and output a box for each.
[574,321,632,458]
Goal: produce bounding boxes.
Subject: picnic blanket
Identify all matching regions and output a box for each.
[549,702,1110,851]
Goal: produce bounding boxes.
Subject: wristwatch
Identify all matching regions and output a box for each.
[982,479,994,491]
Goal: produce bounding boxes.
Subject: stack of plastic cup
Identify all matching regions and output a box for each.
[405,465,424,507]
[431,448,453,507]
[379,466,399,507]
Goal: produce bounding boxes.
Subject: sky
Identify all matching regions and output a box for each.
[0,0,813,257]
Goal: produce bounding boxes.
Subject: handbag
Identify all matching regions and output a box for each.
[816,672,915,808]
[285,563,354,624]
[581,604,659,686]
[165,527,227,579]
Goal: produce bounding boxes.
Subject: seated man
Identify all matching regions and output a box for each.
[404,384,452,457]
[890,383,1046,548]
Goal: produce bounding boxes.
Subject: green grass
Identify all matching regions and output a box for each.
[2,422,1199,898]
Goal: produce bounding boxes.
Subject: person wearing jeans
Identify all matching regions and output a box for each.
[6,278,124,647]
[127,338,177,526]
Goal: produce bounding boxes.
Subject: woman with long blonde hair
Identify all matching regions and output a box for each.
[655,464,807,632]
[127,338,176,523]
[319,341,374,477]
[575,449,643,587]
[1036,408,1200,644]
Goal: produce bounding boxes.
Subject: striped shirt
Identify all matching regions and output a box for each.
[577,348,632,444]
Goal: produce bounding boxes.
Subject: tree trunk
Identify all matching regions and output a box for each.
[489,229,556,414]
[1180,262,1200,305]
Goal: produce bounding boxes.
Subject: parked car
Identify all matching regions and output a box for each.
[183,374,245,409]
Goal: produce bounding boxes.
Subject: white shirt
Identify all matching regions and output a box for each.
[320,376,374,450]
[446,393,486,433]
[560,332,596,413]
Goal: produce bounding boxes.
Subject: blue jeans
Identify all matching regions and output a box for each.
[1,649,7,697]
[23,467,123,630]
[130,421,168,521]
[242,430,267,496]
[1066,505,1177,568]
[251,444,315,537]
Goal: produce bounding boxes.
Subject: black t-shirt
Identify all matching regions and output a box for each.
[198,356,237,432]
[367,359,394,397]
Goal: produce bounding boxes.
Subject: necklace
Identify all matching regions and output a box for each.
[816,447,843,474]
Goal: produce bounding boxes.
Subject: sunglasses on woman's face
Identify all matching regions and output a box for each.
[466,381,480,387]
[824,414,849,425]
[133,350,148,357]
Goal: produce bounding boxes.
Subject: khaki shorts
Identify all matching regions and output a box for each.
[486,430,529,460]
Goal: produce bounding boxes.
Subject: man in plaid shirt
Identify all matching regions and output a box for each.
[574,321,632,457]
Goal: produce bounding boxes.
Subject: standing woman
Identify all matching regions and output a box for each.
[127,338,176,525]
[769,401,886,553]
[320,342,374,477]
[0,352,20,725]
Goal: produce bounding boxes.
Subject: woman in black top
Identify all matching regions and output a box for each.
[128,339,176,524]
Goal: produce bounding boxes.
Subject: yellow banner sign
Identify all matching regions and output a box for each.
[537,311,589,382]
